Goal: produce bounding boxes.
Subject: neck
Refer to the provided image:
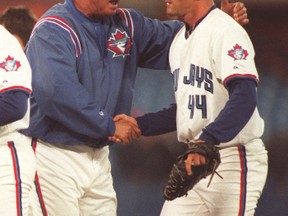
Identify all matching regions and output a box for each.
[184,1,214,28]
[74,0,89,15]
[73,0,104,20]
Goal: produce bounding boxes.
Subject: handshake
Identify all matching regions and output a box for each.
[108,114,141,144]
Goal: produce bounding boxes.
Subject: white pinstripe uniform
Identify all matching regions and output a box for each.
[0,25,35,216]
[160,9,268,216]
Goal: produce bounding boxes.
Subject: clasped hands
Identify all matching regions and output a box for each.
[108,114,141,144]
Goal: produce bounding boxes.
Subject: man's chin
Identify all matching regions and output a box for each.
[167,14,178,20]
[166,11,177,20]
[89,9,117,18]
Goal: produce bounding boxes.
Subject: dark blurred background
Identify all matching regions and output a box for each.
[1,0,287,215]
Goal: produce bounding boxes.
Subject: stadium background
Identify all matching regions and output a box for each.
[1,0,287,215]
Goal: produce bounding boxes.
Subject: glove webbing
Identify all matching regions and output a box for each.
[206,159,223,187]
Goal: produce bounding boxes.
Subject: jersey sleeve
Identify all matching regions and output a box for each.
[199,79,257,144]
[211,22,259,87]
[0,27,32,95]
[136,103,177,136]
[124,8,183,70]
[0,91,28,126]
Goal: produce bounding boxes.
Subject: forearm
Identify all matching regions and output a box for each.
[0,91,28,126]
[136,103,177,136]
[199,79,257,144]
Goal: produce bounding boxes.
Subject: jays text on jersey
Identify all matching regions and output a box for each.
[170,8,264,147]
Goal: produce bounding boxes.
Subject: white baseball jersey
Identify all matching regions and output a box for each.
[169,9,264,147]
[0,25,35,216]
[0,25,32,138]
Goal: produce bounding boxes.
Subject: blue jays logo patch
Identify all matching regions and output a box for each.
[0,55,21,72]
[228,44,248,60]
[107,29,131,58]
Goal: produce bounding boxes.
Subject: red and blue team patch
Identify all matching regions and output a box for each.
[228,44,248,60]
[0,55,21,72]
[107,29,131,58]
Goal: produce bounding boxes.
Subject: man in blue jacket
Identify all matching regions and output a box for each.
[21,0,249,215]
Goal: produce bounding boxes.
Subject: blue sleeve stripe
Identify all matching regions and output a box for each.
[117,8,134,37]
[32,16,82,57]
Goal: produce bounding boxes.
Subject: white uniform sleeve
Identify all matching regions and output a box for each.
[212,23,258,86]
[0,26,32,94]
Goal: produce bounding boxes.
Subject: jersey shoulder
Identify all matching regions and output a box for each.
[0,25,21,49]
[208,9,248,35]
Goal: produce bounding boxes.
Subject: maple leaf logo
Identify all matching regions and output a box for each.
[107,29,131,58]
[0,55,21,72]
[228,44,248,60]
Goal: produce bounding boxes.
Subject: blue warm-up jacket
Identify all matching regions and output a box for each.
[21,0,182,146]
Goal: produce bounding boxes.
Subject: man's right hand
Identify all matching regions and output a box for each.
[109,114,141,144]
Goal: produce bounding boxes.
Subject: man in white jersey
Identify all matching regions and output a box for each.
[112,0,268,215]
[160,0,268,215]
[0,25,35,216]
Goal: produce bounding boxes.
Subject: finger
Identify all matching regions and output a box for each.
[108,136,122,143]
[130,130,138,141]
[185,155,194,176]
[127,124,139,143]
[129,126,141,142]
[236,17,249,26]
[233,3,249,25]
[126,132,133,144]
[199,156,206,165]
[236,13,248,21]
[188,154,206,166]
[233,3,247,17]
[185,160,193,176]
[233,3,245,13]
[243,18,249,25]
[126,122,141,140]
[119,135,129,145]
[113,114,126,122]
[114,137,123,143]
[132,124,141,138]
[190,157,199,166]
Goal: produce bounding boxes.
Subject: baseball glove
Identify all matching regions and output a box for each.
[163,141,221,201]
